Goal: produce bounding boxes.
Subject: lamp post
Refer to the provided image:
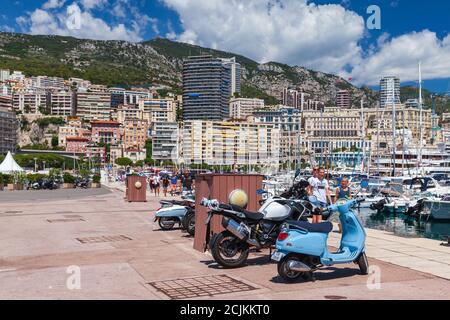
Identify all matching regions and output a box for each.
[34,157,37,172]
[43,161,46,172]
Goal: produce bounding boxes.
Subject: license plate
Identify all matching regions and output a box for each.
[205,213,213,225]
[271,251,285,262]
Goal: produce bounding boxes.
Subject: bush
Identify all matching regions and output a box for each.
[27,173,47,183]
[63,173,75,184]
[1,174,12,185]
[92,174,101,183]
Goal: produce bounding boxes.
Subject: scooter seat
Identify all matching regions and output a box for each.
[286,220,333,234]
[220,204,264,221]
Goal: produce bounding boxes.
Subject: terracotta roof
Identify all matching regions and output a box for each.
[91,120,121,125]
[66,136,89,142]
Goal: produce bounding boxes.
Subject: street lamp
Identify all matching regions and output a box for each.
[43,160,46,172]
[34,157,37,172]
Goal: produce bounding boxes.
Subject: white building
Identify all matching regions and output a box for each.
[12,89,47,114]
[151,122,179,161]
[49,90,74,116]
[229,98,264,119]
[139,98,177,123]
[380,76,401,108]
[0,69,10,82]
[181,120,280,166]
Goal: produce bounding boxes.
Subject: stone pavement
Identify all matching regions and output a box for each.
[0,186,449,300]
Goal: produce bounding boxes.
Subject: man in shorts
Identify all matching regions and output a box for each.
[309,167,332,223]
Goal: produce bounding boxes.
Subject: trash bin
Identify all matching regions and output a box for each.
[193,174,263,252]
[125,175,147,202]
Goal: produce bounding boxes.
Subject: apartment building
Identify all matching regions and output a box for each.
[48,90,75,116]
[336,90,351,109]
[12,89,47,114]
[182,55,234,120]
[0,107,17,154]
[91,120,121,145]
[114,104,144,123]
[75,92,112,120]
[123,119,149,150]
[151,122,179,161]
[229,98,265,119]
[139,99,176,123]
[181,120,280,166]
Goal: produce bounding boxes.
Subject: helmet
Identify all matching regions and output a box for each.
[228,189,248,208]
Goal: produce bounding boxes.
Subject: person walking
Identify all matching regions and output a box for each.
[309,167,332,223]
[162,175,170,197]
[151,175,160,197]
[170,175,178,196]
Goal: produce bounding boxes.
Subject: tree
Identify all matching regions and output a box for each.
[145,139,152,159]
[115,157,133,167]
[134,160,144,167]
[51,135,59,149]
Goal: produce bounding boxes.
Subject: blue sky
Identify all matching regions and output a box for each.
[1,0,449,93]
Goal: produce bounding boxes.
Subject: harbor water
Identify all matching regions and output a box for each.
[357,208,450,241]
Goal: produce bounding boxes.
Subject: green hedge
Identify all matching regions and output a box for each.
[63,173,75,184]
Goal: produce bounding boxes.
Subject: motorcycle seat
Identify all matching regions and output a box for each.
[286,220,333,234]
[220,204,264,221]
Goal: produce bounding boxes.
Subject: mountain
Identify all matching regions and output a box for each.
[0,32,425,109]
[401,86,450,115]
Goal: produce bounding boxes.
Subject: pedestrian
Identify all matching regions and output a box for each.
[334,176,352,203]
[162,175,170,197]
[307,166,319,196]
[170,175,178,196]
[151,175,160,197]
[309,167,332,223]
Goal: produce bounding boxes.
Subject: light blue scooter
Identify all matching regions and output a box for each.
[271,198,369,282]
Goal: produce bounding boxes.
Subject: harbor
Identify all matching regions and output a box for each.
[0,185,449,300]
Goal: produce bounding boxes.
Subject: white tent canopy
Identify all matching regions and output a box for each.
[0,151,24,173]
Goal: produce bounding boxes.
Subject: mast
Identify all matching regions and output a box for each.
[360,99,365,174]
[418,61,424,172]
[392,79,397,177]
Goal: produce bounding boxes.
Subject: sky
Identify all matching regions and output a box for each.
[1,0,450,93]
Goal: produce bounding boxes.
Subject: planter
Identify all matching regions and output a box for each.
[7,183,23,191]
[63,183,74,189]
[91,182,101,188]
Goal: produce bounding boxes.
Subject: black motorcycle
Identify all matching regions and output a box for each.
[202,197,313,269]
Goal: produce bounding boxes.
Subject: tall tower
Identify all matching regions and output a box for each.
[380,76,400,108]
[182,55,235,120]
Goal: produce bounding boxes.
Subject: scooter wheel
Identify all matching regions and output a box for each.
[277,257,304,283]
[356,252,369,275]
[210,231,249,269]
[184,212,195,236]
[158,217,176,230]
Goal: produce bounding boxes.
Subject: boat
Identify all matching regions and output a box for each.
[422,195,450,220]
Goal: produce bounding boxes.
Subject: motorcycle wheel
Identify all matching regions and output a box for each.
[356,252,369,275]
[277,256,306,283]
[158,217,176,230]
[184,212,195,236]
[210,231,249,269]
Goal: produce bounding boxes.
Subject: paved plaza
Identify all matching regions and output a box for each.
[0,186,449,300]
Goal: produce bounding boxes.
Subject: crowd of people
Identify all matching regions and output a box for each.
[148,171,195,197]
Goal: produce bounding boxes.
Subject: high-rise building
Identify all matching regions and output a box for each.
[220,57,241,95]
[76,92,112,120]
[0,107,17,154]
[281,88,301,108]
[31,76,65,89]
[380,76,400,108]
[336,90,351,109]
[151,122,179,161]
[182,55,236,120]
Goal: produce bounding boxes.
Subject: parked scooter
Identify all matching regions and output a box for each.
[75,177,89,189]
[154,198,196,236]
[271,197,368,282]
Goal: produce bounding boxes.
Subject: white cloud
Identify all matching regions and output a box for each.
[24,4,143,42]
[162,0,365,75]
[350,30,450,86]
[43,0,66,10]
[162,0,450,86]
